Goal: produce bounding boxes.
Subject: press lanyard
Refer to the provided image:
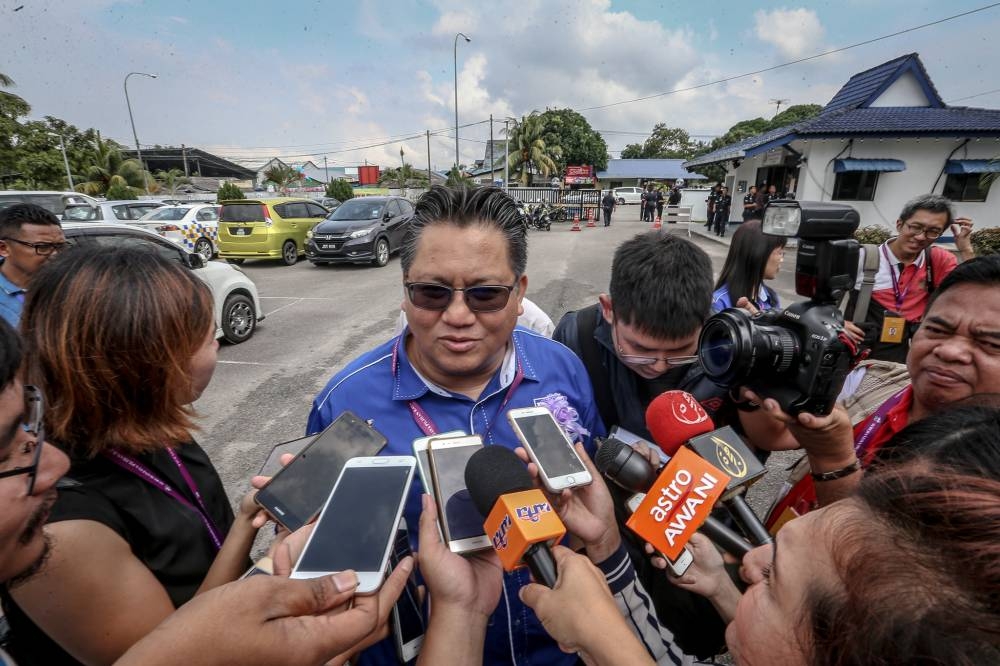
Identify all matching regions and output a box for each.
[103,448,224,551]
[392,336,524,438]
[853,387,908,457]
[882,245,922,312]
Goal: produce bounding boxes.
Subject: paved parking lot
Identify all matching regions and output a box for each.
[196,212,799,511]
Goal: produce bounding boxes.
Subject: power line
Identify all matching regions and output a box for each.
[576,3,1000,112]
[947,88,1000,103]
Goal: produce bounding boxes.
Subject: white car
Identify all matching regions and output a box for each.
[62,223,264,344]
[62,200,166,222]
[132,204,221,262]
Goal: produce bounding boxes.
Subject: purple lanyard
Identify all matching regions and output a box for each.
[104,448,223,551]
[882,245,921,312]
[392,337,524,438]
[854,388,908,457]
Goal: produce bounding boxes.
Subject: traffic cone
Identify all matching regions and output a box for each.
[570,214,581,231]
[653,215,662,230]
[586,209,596,228]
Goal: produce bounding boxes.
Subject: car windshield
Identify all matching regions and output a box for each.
[145,207,190,221]
[328,199,383,220]
[62,205,98,221]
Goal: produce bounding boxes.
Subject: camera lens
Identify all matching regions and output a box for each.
[697,309,799,385]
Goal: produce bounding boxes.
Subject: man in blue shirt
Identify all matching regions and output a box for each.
[308,185,604,665]
[0,204,65,327]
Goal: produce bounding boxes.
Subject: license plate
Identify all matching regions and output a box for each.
[233,228,249,236]
[321,243,339,250]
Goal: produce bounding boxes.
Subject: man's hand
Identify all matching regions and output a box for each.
[842,320,866,345]
[953,217,975,259]
[743,390,856,465]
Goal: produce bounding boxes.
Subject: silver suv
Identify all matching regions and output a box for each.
[612,187,644,205]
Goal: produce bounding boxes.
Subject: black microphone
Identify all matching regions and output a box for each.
[595,437,752,557]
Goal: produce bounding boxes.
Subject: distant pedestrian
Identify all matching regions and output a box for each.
[666,186,682,223]
[713,186,732,236]
[767,184,779,203]
[642,184,657,222]
[705,183,721,230]
[743,185,760,221]
[754,183,769,214]
[654,187,665,221]
[601,190,616,227]
[639,186,648,220]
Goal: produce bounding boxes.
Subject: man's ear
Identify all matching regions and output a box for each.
[598,294,614,325]
[0,241,9,260]
[895,219,904,233]
[515,274,527,317]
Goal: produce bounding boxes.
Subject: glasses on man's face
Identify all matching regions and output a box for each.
[405,282,516,313]
[0,386,44,495]
[901,222,944,240]
[612,320,698,368]
[1,238,68,256]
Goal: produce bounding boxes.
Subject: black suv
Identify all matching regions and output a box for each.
[305,196,413,267]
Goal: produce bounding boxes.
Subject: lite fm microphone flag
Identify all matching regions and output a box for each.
[465,446,566,587]
[645,391,775,546]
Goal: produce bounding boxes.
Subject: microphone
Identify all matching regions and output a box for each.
[465,446,566,587]
[645,391,774,546]
[595,437,752,557]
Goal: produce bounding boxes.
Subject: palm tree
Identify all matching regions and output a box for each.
[378,163,429,189]
[262,164,301,194]
[505,113,561,186]
[75,132,149,197]
[156,168,190,195]
[0,72,30,117]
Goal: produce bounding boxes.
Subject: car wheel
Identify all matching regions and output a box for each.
[227,258,245,265]
[617,197,626,205]
[222,294,256,344]
[372,237,389,267]
[281,240,298,266]
[194,238,214,262]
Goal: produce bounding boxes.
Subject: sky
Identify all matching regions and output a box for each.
[2,0,999,173]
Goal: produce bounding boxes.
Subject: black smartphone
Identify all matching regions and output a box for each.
[254,411,387,531]
[257,434,317,477]
[390,522,425,662]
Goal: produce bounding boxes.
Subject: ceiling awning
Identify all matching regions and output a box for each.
[833,158,906,173]
[944,159,1000,174]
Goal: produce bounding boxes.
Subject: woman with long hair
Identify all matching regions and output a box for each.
[711,220,787,313]
[1,246,268,665]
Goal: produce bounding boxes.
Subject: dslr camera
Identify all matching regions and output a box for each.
[698,201,863,416]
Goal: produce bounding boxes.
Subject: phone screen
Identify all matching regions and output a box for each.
[296,465,411,574]
[256,413,387,531]
[515,412,587,477]
[430,442,485,541]
[257,435,316,477]
[390,528,425,652]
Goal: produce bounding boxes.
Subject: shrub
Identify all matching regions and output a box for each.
[970,228,1000,256]
[854,225,891,245]
[106,181,137,200]
[325,179,354,201]
[217,182,245,202]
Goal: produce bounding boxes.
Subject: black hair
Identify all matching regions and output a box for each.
[927,254,1000,310]
[609,232,713,339]
[898,193,955,227]
[400,186,527,278]
[714,220,787,307]
[0,203,61,240]
[0,318,21,390]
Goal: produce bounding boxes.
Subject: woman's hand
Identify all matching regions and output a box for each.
[654,534,742,623]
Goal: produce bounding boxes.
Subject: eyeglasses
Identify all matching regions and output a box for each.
[612,320,698,368]
[0,386,44,494]
[405,282,516,313]
[901,222,945,240]
[1,238,68,256]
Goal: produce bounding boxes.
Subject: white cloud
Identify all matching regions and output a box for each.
[754,8,825,59]
[168,15,188,24]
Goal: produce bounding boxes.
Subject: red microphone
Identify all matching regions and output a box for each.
[645,391,774,546]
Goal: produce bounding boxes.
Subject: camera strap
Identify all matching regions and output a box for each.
[882,244,925,313]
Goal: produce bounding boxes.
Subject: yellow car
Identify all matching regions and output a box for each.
[218,198,329,265]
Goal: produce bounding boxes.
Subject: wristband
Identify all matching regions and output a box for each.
[811,459,862,482]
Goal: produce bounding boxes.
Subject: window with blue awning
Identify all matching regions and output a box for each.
[833,158,907,173]
[944,160,1000,174]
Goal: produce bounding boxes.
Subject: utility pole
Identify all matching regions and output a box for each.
[426,130,432,185]
[453,32,471,169]
[399,146,405,191]
[324,156,329,185]
[52,133,73,189]
[181,143,189,177]
[769,98,791,116]
[489,114,494,184]
[124,71,157,195]
[504,119,509,191]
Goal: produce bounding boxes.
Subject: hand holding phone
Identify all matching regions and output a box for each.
[508,407,592,493]
[389,522,425,662]
[428,436,491,554]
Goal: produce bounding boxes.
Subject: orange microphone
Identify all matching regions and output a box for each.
[465,446,566,587]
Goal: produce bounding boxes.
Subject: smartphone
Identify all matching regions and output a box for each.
[254,412,388,531]
[390,521,425,662]
[508,406,592,492]
[257,434,317,477]
[291,456,415,594]
[412,430,465,493]
[240,556,274,579]
[626,493,693,577]
[428,435,491,554]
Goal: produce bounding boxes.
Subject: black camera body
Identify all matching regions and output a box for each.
[698,201,863,416]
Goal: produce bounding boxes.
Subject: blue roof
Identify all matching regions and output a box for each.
[945,159,1000,174]
[596,159,705,180]
[800,106,1000,135]
[833,158,906,173]
[822,53,943,114]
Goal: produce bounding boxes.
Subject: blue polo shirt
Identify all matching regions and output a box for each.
[0,266,26,328]
[308,326,604,666]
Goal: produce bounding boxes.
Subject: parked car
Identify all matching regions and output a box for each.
[316,197,342,211]
[62,222,263,343]
[0,190,99,218]
[131,204,221,262]
[217,198,328,266]
[62,200,166,223]
[612,187,644,205]
[305,196,413,267]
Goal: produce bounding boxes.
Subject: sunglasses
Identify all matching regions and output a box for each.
[1,238,68,256]
[405,282,517,313]
[0,385,44,494]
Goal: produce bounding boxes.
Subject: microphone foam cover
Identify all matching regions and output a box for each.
[593,437,630,475]
[645,390,715,456]
[465,446,534,518]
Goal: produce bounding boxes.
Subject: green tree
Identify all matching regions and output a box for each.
[76,133,148,196]
[445,166,473,187]
[262,163,301,194]
[505,113,561,186]
[620,124,699,160]
[156,168,190,196]
[325,179,354,201]
[105,178,137,200]
[769,104,823,128]
[378,163,429,189]
[538,108,608,172]
[0,73,31,182]
[216,181,245,202]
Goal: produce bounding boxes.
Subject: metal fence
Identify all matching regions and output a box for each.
[507,187,606,222]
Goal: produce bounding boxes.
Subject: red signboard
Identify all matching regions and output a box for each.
[564,165,595,185]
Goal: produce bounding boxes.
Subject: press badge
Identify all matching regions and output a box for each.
[880,315,906,344]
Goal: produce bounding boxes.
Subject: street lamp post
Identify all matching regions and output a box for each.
[51,133,73,189]
[124,71,157,195]
[399,146,406,191]
[453,32,471,170]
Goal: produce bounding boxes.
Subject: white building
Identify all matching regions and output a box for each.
[683,53,1000,230]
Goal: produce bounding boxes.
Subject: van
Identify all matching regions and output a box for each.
[0,191,100,218]
[217,198,329,265]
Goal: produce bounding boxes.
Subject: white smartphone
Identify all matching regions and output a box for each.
[626,493,693,577]
[508,406,592,492]
[389,521,424,662]
[412,430,465,494]
[291,456,415,594]
[428,435,492,554]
